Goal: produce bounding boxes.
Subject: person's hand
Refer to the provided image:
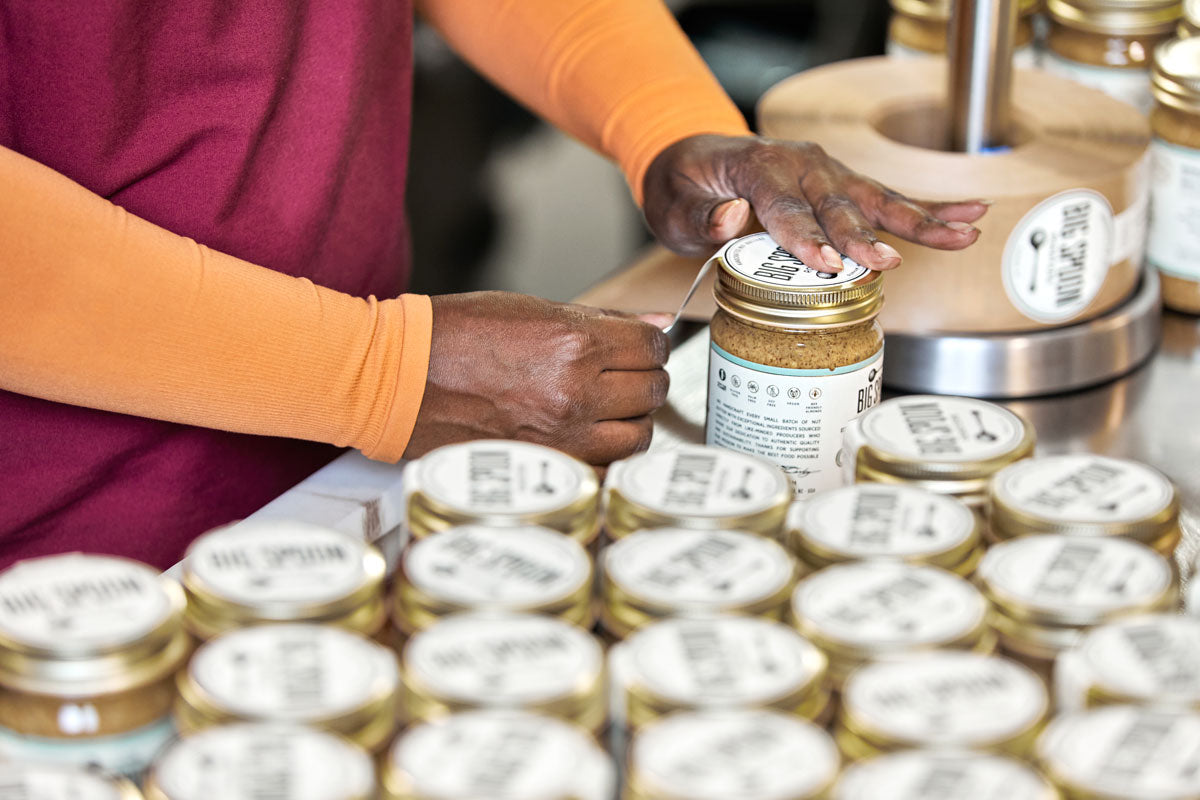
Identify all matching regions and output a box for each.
[404,292,671,465]
[642,134,990,271]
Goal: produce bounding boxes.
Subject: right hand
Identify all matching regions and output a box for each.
[404,292,671,465]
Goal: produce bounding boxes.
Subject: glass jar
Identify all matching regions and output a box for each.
[834,750,1060,800]
[181,521,388,641]
[790,562,993,689]
[174,623,400,755]
[624,709,841,800]
[786,484,984,575]
[1043,0,1181,114]
[599,528,797,640]
[988,454,1182,553]
[887,0,1041,66]
[1148,36,1200,312]
[0,763,144,800]
[143,723,375,800]
[836,652,1049,759]
[706,233,884,497]
[0,553,190,778]
[603,445,792,541]
[1182,0,1200,35]
[394,524,594,635]
[380,710,616,800]
[399,613,606,735]
[402,439,600,548]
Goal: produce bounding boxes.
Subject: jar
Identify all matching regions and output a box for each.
[842,395,1035,513]
[603,444,792,540]
[143,723,375,800]
[0,553,190,777]
[610,616,831,731]
[1182,0,1200,36]
[181,521,388,641]
[790,562,994,690]
[1037,706,1200,798]
[887,0,1041,67]
[624,709,841,800]
[174,623,400,754]
[706,233,885,497]
[1148,36,1200,313]
[833,750,1060,800]
[1055,613,1200,712]
[988,454,1182,554]
[0,763,144,800]
[402,439,600,548]
[1043,0,1181,114]
[836,652,1049,759]
[977,535,1178,681]
[394,524,594,635]
[786,484,984,575]
[380,710,616,800]
[400,612,606,735]
[599,528,797,640]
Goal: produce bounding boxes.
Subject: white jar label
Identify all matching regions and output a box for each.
[1148,138,1200,281]
[707,344,882,496]
[613,445,790,516]
[1040,54,1153,114]
[414,440,587,516]
[0,717,176,780]
[836,751,1055,800]
[993,455,1174,524]
[605,529,793,608]
[858,396,1025,463]
[1001,189,1116,323]
[1078,616,1200,701]
[717,232,868,289]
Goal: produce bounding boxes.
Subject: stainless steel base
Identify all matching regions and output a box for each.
[881,270,1163,399]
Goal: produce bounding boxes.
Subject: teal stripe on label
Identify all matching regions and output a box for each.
[710,341,882,376]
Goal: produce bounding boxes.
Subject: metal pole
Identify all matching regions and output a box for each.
[948,0,1017,152]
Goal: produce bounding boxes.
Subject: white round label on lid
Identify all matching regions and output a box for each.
[719,233,869,289]
[604,529,793,608]
[1079,615,1200,701]
[404,525,590,607]
[835,751,1055,800]
[860,396,1026,463]
[843,653,1047,746]
[404,614,601,704]
[0,764,126,800]
[614,447,788,518]
[152,724,375,800]
[792,562,985,649]
[632,710,839,800]
[0,554,173,651]
[794,485,976,558]
[189,624,398,720]
[416,441,588,516]
[994,455,1174,524]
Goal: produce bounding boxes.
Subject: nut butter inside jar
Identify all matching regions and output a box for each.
[603,444,792,541]
[403,439,600,547]
[0,763,144,800]
[1148,36,1200,312]
[144,723,375,800]
[599,528,797,640]
[394,524,594,635]
[887,0,1040,65]
[833,750,1060,800]
[706,233,884,497]
[0,553,190,777]
[625,709,841,800]
[181,521,388,640]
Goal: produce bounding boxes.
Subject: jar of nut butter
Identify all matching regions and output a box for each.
[1148,36,1200,312]
[706,233,884,497]
[834,750,1060,800]
[0,763,144,800]
[1181,0,1200,35]
[888,0,1041,66]
[0,553,190,778]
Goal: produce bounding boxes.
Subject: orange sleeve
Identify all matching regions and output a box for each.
[0,145,429,463]
[415,0,753,205]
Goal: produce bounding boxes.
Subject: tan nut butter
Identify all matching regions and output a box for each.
[833,750,1060,800]
[888,0,1040,66]
[0,553,190,777]
[0,763,144,800]
[1043,0,1181,114]
[1148,36,1200,312]
[706,233,884,498]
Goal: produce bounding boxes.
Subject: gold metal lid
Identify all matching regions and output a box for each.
[0,763,144,800]
[711,233,883,329]
[403,440,600,545]
[1048,0,1182,35]
[394,524,593,635]
[1154,36,1200,110]
[600,528,796,639]
[833,750,1060,800]
[625,709,841,800]
[0,553,190,696]
[604,445,792,541]
[175,623,400,753]
[181,521,386,640]
[144,723,375,800]
[1181,0,1200,34]
[1037,706,1200,799]
[787,484,982,574]
[381,710,616,800]
[891,0,1041,21]
[400,612,606,734]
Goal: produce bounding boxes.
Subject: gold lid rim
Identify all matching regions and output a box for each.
[856,427,1036,482]
[184,593,388,641]
[1047,0,1182,34]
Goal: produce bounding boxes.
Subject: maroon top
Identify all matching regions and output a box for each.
[0,1,414,569]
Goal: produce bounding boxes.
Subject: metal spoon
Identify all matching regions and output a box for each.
[663,258,716,335]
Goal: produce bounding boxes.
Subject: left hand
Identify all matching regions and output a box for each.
[641,134,989,271]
